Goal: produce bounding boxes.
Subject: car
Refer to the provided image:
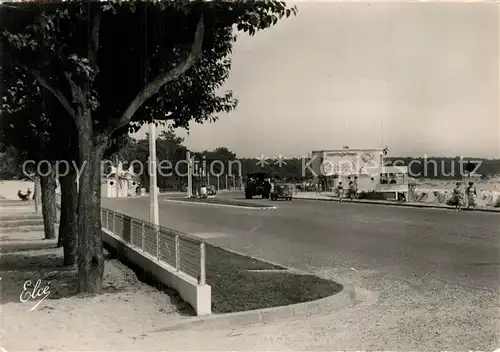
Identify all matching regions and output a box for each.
[207,185,217,195]
[270,184,292,201]
[245,173,271,199]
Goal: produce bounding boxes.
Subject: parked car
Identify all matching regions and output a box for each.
[270,184,292,201]
[207,185,217,195]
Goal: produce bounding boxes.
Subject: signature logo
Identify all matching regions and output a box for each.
[20,279,51,311]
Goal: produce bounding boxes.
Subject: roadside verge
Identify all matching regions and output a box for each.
[164,198,276,210]
[143,244,357,331]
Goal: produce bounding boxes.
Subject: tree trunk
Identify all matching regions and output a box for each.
[40,167,57,240]
[58,171,78,266]
[77,135,107,294]
[34,175,42,214]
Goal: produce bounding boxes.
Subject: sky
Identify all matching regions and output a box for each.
[133,2,500,159]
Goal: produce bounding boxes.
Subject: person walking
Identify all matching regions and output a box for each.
[337,182,344,203]
[348,181,357,201]
[466,182,477,211]
[453,182,464,211]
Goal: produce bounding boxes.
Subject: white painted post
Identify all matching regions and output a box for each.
[199,242,206,285]
[175,235,180,271]
[148,122,159,227]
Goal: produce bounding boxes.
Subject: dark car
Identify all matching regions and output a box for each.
[270,184,292,201]
[245,173,271,199]
[207,185,217,195]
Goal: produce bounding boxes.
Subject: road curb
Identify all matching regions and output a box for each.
[294,196,500,213]
[152,285,355,332]
[163,198,277,210]
[150,245,356,332]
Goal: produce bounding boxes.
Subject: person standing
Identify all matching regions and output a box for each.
[466,182,477,211]
[200,184,207,199]
[337,182,344,203]
[453,182,464,211]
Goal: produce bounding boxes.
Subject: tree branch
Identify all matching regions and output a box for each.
[64,72,85,106]
[112,15,205,133]
[25,66,76,119]
[88,11,102,73]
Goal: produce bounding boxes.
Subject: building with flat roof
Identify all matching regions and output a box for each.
[308,147,409,199]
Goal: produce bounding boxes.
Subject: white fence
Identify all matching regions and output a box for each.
[100,208,206,285]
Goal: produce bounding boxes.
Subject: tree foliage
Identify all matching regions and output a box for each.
[1,1,297,136]
[0,0,297,293]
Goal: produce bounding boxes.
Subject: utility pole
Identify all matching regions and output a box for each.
[148,122,159,227]
[115,154,119,198]
[187,151,192,198]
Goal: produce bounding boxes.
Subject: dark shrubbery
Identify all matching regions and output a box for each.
[358,191,386,200]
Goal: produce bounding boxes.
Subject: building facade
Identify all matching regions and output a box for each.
[309,148,409,198]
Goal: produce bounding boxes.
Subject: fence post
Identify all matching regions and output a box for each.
[130,218,134,245]
[199,242,206,285]
[156,227,160,261]
[141,222,145,251]
[175,235,180,271]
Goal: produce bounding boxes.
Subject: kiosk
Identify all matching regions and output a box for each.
[309,148,409,201]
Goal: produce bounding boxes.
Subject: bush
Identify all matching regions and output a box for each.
[358,191,386,200]
[494,197,500,208]
[447,198,457,206]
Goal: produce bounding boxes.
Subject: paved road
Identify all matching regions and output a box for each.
[102,193,500,350]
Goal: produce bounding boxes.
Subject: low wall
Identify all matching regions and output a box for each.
[411,188,500,207]
[102,228,211,315]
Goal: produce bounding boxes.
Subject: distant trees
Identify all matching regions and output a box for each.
[106,135,500,184]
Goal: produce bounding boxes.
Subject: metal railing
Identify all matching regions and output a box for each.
[101,208,206,285]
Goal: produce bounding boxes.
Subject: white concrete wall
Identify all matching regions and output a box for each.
[102,229,212,316]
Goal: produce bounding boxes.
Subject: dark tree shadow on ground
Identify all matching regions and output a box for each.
[0,242,132,304]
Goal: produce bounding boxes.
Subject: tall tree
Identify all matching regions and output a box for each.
[1,0,297,293]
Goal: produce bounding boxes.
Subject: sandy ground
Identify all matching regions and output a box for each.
[0,181,35,200]
[0,230,194,351]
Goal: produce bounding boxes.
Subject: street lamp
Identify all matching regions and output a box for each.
[148,121,159,227]
[187,151,192,198]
